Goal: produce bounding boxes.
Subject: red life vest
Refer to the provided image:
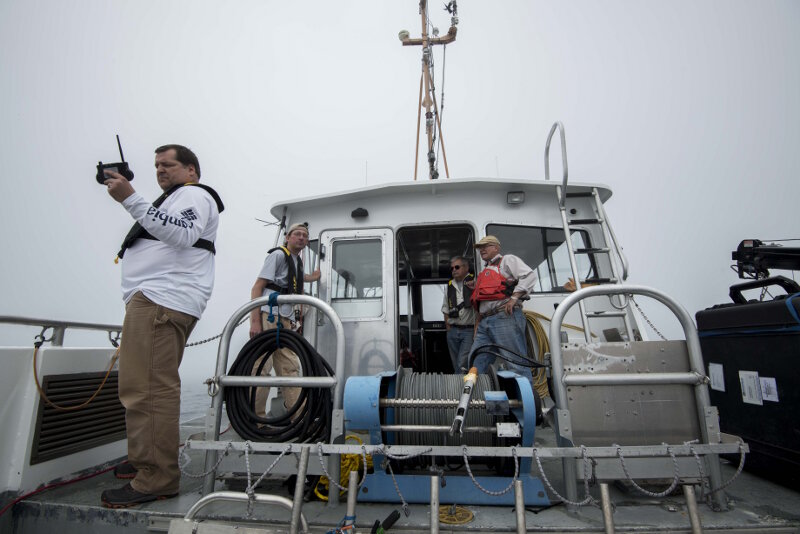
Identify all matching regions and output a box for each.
[470,266,517,306]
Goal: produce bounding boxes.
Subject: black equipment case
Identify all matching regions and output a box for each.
[696,278,800,488]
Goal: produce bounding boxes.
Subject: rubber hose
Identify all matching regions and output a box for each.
[224,328,334,443]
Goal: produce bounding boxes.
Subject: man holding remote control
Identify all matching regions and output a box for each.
[101,144,224,508]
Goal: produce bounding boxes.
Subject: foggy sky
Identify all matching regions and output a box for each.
[1,1,798,387]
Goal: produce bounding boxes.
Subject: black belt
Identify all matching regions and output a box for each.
[449,324,473,329]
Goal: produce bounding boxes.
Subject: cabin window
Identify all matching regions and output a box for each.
[486,224,597,292]
[330,238,384,318]
[304,240,319,297]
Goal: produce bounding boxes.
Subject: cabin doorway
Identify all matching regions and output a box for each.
[396,224,476,374]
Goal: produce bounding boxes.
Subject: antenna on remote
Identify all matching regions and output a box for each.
[116,134,126,162]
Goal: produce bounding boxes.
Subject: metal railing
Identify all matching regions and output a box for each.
[548,284,727,510]
[198,294,346,504]
[0,315,122,346]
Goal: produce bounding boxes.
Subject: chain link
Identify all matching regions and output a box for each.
[185,317,248,347]
[378,444,432,516]
[631,296,667,341]
[532,445,597,507]
[689,440,746,505]
[178,441,233,479]
[243,441,293,517]
[615,443,680,497]
[462,446,519,496]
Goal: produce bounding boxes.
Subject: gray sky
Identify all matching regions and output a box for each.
[1,1,798,387]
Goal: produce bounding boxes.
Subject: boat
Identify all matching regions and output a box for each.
[3,2,800,533]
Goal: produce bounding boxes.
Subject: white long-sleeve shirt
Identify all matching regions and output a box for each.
[120,186,220,318]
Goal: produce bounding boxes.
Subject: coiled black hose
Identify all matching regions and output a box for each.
[224,328,334,443]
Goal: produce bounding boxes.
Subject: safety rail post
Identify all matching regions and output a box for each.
[548,285,726,510]
[201,295,346,507]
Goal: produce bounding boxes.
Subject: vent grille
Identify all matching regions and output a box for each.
[30,371,126,465]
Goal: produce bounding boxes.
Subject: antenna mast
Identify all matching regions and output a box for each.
[400,0,458,180]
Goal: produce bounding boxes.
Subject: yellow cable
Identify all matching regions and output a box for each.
[314,435,373,501]
[33,345,120,411]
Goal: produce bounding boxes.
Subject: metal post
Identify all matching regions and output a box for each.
[290,446,311,534]
[683,484,703,534]
[600,483,615,534]
[514,479,526,534]
[346,470,359,528]
[430,475,440,534]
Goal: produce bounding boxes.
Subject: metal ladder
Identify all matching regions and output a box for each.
[544,121,634,342]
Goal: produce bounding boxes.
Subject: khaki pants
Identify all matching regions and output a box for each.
[118,292,197,495]
[252,313,302,417]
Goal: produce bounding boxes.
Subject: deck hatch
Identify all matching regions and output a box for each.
[30,371,126,465]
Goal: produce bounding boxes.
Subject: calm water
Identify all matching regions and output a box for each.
[181,387,211,422]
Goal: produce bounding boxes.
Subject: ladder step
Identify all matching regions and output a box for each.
[586,311,628,318]
[565,192,595,198]
[583,277,617,284]
[574,247,610,254]
[568,218,603,225]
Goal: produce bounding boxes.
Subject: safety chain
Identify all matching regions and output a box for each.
[315,442,371,494]
[178,441,233,479]
[689,440,747,505]
[462,446,519,496]
[532,445,597,507]
[244,441,293,517]
[379,444,433,517]
[185,317,248,347]
[615,443,680,497]
[630,297,667,341]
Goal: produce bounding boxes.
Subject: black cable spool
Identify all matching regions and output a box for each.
[224,328,334,443]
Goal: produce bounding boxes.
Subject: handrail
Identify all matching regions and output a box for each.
[548,284,725,510]
[183,491,308,533]
[593,194,630,281]
[0,315,122,346]
[202,294,346,504]
[544,121,569,207]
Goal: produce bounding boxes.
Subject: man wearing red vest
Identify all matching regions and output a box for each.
[469,235,537,383]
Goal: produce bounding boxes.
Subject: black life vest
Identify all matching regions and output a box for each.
[265,246,304,295]
[446,274,474,314]
[117,183,224,260]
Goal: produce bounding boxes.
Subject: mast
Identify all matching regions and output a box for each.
[400,0,458,180]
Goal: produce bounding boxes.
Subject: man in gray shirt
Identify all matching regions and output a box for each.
[249,223,320,416]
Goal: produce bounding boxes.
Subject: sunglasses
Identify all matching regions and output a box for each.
[451,265,463,271]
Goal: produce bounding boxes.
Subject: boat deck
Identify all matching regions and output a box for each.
[6,417,800,533]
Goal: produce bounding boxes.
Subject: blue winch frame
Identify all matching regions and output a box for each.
[343,369,550,506]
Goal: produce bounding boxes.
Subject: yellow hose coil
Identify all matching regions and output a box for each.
[314,434,374,501]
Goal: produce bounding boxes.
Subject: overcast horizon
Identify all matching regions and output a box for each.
[1,1,798,389]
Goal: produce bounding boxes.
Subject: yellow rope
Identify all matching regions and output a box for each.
[438,504,474,525]
[33,344,120,411]
[523,311,551,400]
[314,435,374,501]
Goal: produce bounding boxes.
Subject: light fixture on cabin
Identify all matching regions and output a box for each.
[507,191,525,205]
[351,207,368,219]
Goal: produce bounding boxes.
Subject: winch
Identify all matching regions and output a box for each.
[343,366,549,505]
